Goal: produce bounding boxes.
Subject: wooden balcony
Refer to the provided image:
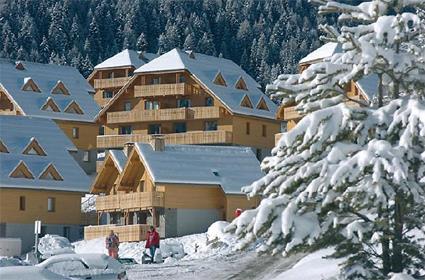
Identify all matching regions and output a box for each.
[94,77,130,89]
[84,224,153,242]
[96,192,165,212]
[283,106,303,120]
[97,130,233,148]
[134,83,192,97]
[107,106,223,124]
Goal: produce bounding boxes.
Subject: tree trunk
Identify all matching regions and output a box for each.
[379,205,391,275]
[378,73,383,108]
[391,192,404,273]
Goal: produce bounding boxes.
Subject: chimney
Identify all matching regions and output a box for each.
[123,142,134,157]
[150,135,165,152]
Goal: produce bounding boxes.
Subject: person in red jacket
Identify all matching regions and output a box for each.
[105,230,119,259]
[145,225,160,262]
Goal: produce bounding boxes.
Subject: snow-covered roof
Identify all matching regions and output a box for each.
[356,74,379,101]
[134,48,277,119]
[0,115,91,192]
[109,150,127,172]
[0,59,100,122]
[94,49,159,70]
[299,42,342,65]
[135,143,263,194]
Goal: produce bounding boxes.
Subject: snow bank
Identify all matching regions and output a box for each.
[38,235,75,258]
[0,256,28,267]
[273,248,345,280]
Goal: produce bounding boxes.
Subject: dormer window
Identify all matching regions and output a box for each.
[22,77,41,92]
[240,95,253,108]
[235,77,248,91]
[9,161,34,179]
[64,100,84,114]
[15,61,25,70]
[213,72,227,87]
[39,163,63,181]
[0,139,9,153]
[256,97,269,111]
[41,97,60,112]
[22,137,47,156]
[51,81,70,95]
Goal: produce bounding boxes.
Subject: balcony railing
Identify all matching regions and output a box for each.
[97,130,233,148]
[107,106,223,124]
[283,106,303,120]
[84,224,153,242]
[95,192,165,212]
[134,83,192,97]
[94,77,130,89]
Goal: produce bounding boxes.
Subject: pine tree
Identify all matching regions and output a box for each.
[136,32,148,52]
[227,1,425,279]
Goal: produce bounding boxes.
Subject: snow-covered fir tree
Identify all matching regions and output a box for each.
[227,1,425,279]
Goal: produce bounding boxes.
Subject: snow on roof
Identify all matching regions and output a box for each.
[299,42,342,64]
[0,115,91,192]
[94,49,159,70]
[134,48,277,119]
[355,74,380,101]
[0,59,99,122]
[109,149,127,172]
[135,143,263,194]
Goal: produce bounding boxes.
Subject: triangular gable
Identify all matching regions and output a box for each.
[22,77,41,92]
[117,148,149,191]
[64,100,84,114]
[0,139,9,153]
[90,155,121,193]
[22,137,47,156]
[235,77,248,91]
[240,95,253,108]
[256,97,269,111]
[9,161,34,179]
[51,81,70,95]
[39,163,63,181]
[213,72,227,87]
[15,61,25,70]
[41,97,60,112]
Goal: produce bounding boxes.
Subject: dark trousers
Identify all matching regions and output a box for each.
[149,245,156,261]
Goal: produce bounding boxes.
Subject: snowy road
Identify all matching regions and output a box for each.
[126,251,305,280]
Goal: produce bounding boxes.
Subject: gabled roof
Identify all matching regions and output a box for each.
[134,143,264,194]
[94,49,159,70]
[133,48,277,119]
[0,59,99,122]
[90,150,127,193]
[299,42,342,65]
[0,115,91,192]
[109,150,127,172]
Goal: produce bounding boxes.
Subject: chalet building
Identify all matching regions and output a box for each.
[275,42,379,143]
[94,48,280,167]
[0,59,101,174]
[84,137,262,242]
[0,116,91,252]
[87,49,158,108]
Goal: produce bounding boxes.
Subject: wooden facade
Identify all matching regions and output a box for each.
[95,69,279,153]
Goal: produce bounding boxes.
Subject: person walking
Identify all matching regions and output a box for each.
[105,230,120,259]
[145,225,160,263]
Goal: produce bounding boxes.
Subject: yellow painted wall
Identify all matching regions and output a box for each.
[232,116,280,149]
[225,194,260,222]
[55,120,98,150]
[0,188,82,224]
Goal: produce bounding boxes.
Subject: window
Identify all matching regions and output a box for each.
[99,126,105,136]
[246,122,250,135]
[148,124,161,135]
[22,78,41,92]
[177,99,191,108]
[64,101,84,114]
[51,81,70,95]
[107,72,114,79]
[204,121,217,131]
[152,77,161,84]
[240,95,253,108]
[72,127,79,139]
[22,138,47,156]
[173,122,187,133]
[63,226,70,239]
[119,126,132,135]
[205,97,214,107]
[19,196,25,211]
[262,125,267,137]
[124,101,132,111]
[9,161,34,179]
[39,164,63,181]
[83,151,90,162]
[102,91,113,99]
[235,77,248,90]
[179,75,186,83]
[213,72,227,86]
[47,197,55,212]
[0,140,9,153]
[145,101,160,110]
[41,97,60,112]
[256,97,269,111]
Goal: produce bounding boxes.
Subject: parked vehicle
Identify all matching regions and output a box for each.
[0,253,128,280]
[39,253,128,280]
